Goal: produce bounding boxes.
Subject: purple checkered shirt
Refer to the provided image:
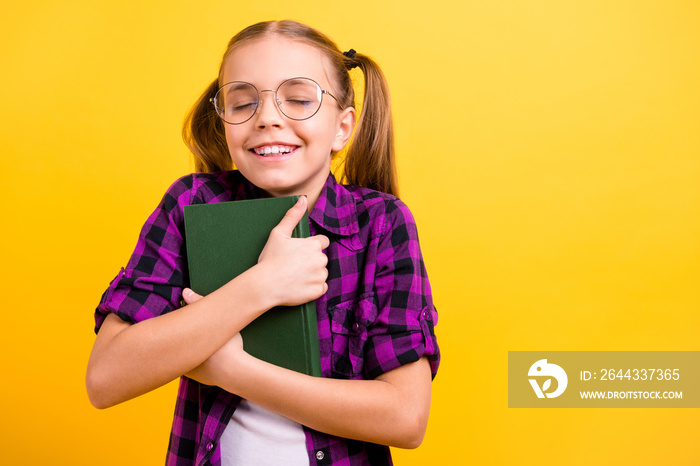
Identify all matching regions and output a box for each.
[95,171,440,465]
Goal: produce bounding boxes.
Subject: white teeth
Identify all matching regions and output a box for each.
[254,145,294,156]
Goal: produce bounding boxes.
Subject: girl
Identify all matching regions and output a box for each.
[87,20,439,466]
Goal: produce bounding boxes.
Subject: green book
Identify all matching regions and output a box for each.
[183,196,322,377]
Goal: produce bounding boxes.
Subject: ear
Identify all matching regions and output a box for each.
[331,106,356,152]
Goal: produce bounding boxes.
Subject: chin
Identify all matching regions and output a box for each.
[250,177,301,197]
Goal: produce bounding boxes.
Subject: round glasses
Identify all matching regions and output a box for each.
[210,77,341,125]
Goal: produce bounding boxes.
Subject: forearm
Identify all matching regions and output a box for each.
[213,355,432,448]
[86,264,274,408]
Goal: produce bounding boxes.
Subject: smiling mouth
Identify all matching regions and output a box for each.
[251,145,298,156]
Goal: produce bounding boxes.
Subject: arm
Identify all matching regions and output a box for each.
[187,330,432,449]
[86,196,330,409]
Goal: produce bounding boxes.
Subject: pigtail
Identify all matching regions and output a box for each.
[182,79,232,173]
[343,53,398,196]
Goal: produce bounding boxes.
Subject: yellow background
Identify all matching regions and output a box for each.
[1,1,698,464]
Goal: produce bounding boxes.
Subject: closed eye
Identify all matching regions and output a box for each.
[229,101,258,112]
[284,99,313,107]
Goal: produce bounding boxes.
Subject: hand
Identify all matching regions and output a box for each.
[182,288,245,387]
[181,287,203,306]
[257,196,330,307]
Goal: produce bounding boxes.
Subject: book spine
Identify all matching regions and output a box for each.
[294,200,322,377]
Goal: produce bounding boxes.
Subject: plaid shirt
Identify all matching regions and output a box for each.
[95,171,440,465]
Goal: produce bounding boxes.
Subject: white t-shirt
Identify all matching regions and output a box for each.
[220,400,309,465]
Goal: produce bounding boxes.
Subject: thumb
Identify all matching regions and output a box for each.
[181,288,204,305]
[273,196,307,237]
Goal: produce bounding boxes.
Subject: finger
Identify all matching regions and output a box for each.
[273,196,307,238]
[182,288,204,305]
[314,234,330,250]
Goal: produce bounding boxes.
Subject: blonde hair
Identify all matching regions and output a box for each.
[182,20,398,196]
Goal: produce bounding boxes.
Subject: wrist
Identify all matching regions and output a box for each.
[241,262,280,311]
[207,263,278,331]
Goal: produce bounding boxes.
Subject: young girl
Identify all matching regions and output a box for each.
[87,20,439,466]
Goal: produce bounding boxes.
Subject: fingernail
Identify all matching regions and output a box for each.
[183,288,192,298]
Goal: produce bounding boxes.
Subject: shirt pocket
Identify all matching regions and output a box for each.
[328,293,378,379]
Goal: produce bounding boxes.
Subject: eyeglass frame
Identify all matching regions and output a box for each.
[209,77,343,125]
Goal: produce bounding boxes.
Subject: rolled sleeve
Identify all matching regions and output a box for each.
[94,176,193,333]
[363,199,440,379]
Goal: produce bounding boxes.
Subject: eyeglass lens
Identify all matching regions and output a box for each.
[214,78,323,124]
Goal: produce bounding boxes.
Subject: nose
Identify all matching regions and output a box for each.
[254,90,285,128]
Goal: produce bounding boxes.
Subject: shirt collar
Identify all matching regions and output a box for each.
[230,171,269,201]
[309,173,359,237]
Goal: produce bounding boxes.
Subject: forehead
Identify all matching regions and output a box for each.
[221,36,333,89]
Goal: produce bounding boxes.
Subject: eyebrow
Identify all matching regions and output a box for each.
[222,77,320,91]
[282,78,308,86]
[223,82,254,92]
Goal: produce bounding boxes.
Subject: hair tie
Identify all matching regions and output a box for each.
[343,49,359,69]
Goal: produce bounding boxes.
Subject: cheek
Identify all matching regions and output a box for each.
[301,120,338,147]
[224,127,238,145]
[224,130,245,154]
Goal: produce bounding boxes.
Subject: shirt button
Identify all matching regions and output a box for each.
[316,450,325,460]
[352,323,359,332]
[206,443,214,452]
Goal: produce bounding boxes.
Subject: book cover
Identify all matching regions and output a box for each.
[184,196,322,377]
